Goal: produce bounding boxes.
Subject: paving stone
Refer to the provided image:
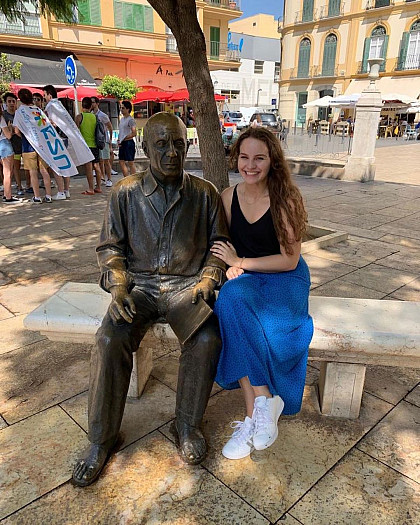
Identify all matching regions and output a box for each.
[274,515,302,525]
[50,247,98,269]
[303,253,357,288]
[60,378,176,450]
[0,230,72,249]
[290,448,419,525]
[374,223,420,241]
[306,218,386,240]
[0,339,90,424]
[405,385,420,408]
[1,257,67,282]
[378,234,420,250]
[0,280,62,315]
[357,401,420,483]
[376,250,420,274]
[341,213,397,230]
[0,271,12,287]
[0,415,7,429]
[0,314,45,356]
[0,406,86,520]
[161,387,392,523]
[363,365,420,405]
[0,304,14,321]
[310,280,385,299]
[387,277,420,301]
[339,263,417,294]
[1,432,269,525]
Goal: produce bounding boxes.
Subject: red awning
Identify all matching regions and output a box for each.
[133,90,173,103]
[168,89,225,102]
[58,86,103,101]
[10,83,41,94]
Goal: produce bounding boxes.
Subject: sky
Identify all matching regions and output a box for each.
[238,0,284,20]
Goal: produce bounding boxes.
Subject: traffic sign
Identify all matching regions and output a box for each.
[65,55,77,86]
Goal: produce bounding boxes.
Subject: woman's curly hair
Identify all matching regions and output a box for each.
[229,127,308,255]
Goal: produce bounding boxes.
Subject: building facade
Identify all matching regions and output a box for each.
[0,0,242,91]
[279,0,420,124]
[210,14,281,110]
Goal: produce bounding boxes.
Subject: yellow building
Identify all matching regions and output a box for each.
[279,0,420,124]
[229,13,280,39]
[0,0,242,91]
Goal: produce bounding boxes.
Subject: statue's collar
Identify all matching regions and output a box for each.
[142,168,186,197]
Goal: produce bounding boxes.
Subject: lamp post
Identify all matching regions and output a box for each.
[256,88,262,107]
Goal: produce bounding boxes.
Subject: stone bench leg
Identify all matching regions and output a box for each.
[128,345,153,398]
[318,362,366,419]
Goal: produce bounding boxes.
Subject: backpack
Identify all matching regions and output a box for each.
[94,115,106,150]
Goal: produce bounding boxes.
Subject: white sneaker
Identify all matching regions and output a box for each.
[105,179,113,187]
[44,195,52,203]
[222,416,254,460]
[53,192,66,200]
[252,396,284,451]
[111,169,118,175]
[64,190,70,199]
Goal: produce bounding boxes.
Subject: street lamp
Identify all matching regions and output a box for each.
[256,88,262,107]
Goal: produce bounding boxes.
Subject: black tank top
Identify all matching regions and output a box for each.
[230,185,281,258]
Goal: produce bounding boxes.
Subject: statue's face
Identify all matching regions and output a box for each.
[144,116,187,182]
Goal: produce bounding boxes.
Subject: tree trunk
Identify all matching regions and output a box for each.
[148,0,229,191]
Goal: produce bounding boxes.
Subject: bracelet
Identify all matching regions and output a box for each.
[239,257,245,269]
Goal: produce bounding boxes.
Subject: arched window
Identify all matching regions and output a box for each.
[328,0,341,18]
[361,26,388,73]
[397,20,420,70]
[322,34,337,76]
[297,38,311,78]
[302,0,314,22]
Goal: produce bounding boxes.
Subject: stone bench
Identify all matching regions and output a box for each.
[24,282,420,419]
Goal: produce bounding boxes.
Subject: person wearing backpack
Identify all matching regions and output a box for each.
[75,97,104,195]
[91,97,113,187]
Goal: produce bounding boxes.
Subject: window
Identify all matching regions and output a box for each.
[405,21,420,70]
[297,92,308,124]
[302,0,314,22]
[361,26,388,73]
[114,2,154,32]
[254,60,264,74]
[274,62,280,81]
[328,0,341,17]
[0,1,41,35]
[374,0,390,7]
[297,38,311,78]
[322,34,337,76]
[210,27,220,59]
[77,0,102,26]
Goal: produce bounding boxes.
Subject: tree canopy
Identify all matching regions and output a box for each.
[97,75,138,101]
[0,0,76,22]
[0,53,22,96]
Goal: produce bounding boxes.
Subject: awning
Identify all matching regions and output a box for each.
[345,77,420,100]
[0,47,97,87]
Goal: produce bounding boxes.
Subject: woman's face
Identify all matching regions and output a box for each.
[238,137,271,185]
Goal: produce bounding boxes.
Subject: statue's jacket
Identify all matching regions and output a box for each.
[97,168,229,297]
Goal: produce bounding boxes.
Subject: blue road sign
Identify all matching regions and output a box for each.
[65,56,77,86]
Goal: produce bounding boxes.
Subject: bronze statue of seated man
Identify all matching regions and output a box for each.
[73,112,229,487]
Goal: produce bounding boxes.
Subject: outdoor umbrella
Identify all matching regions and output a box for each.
[303,95,333,108]
[381,93,417,105]
[132,90,173,103]
[168,89,225,102]
[329,93,360,107]
[58,86,102,100]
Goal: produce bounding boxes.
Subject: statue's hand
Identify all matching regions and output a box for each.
[192,277,215,304]
[109,285,136,324]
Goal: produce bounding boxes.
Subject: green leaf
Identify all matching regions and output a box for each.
[97,75,138,101]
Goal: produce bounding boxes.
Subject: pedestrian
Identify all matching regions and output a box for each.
[32,93,44,109]
[75,97,103,195]
[43,85,70,200]
[117,100,137,177]
[91,96,113,187]
[210,126,314,460]
[14,89,53,203]
[2,92,26,196]
[0,105,20,204]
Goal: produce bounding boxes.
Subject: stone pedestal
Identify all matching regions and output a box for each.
[318,362,366,419]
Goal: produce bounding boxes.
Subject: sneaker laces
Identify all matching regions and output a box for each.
[253,404,273,434]
[229,420,253,443]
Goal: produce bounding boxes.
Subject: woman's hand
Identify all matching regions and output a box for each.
[226,266,244,280]
[211,241,241,267]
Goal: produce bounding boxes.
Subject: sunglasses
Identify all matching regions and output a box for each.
[33,98,42,101]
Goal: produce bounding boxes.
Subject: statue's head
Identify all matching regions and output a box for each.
[143,112,188,182]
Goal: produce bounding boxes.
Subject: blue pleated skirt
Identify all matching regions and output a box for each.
[214,256,314,415]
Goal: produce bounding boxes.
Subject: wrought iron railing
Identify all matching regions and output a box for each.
[204,0,241,10]
[313,65,339,77]
[206,41,241,62]
[290,66,316,79]
[357,59,388,73]
[0,12,41,36]
[318,2,345,19]
[395,53,420,71]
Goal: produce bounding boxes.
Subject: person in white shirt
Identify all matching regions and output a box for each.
[118,101,137,177]
[0,107,19,203]
[91,96,114,187]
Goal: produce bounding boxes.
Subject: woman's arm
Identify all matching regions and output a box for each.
[1,123,12,140]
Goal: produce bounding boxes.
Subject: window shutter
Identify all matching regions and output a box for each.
[361,37,370,73]
[322,36,337,76]
[328,0,341,17]
[123,3,134,30]
[90,0,102,26]
[114,1,123,28]
[380,34,389,71]
[132,5,144,31]
[298,41,311,77]
[302,0,314,22]
[397,32,409,70]
[77,0,91,25]
[143,5,154,32]
[210,27,220,58]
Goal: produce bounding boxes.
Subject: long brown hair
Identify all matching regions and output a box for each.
[229,127,307,255]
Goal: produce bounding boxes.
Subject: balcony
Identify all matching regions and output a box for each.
[206,41,241,62]
[204,0,241,10]
[313,65,339,77]
[290,66,316,79]
[166,34,178,53]
[318,2,345,19]
[395,53,420,71]
[0,12,41,37]
[357,59,388,73]
[366,0,394,9]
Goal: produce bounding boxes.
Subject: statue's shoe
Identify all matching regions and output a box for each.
[72,436,120,487]
[170,419,207,465]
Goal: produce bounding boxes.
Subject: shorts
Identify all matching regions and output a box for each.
[0,139,14,159]
[99,142,110,160]
[22,151,48,171]
[14,154,22,161]
[90,147,100,164]
[119,139,135,161]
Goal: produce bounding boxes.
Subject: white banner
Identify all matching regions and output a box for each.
[14,105,78,177]
[45,99,94,166]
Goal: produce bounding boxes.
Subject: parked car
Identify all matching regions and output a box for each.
[249,113,282,131]
[223,111,248,130]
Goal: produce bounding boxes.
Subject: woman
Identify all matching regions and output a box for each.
[0,106,20,204]
[210,127,313,460]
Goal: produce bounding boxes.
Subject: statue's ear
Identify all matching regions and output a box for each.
[142,141,149,158]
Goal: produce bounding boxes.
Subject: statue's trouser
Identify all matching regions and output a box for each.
[88,278,221,445]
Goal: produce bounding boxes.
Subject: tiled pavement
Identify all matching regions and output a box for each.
[0,143,419,524]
